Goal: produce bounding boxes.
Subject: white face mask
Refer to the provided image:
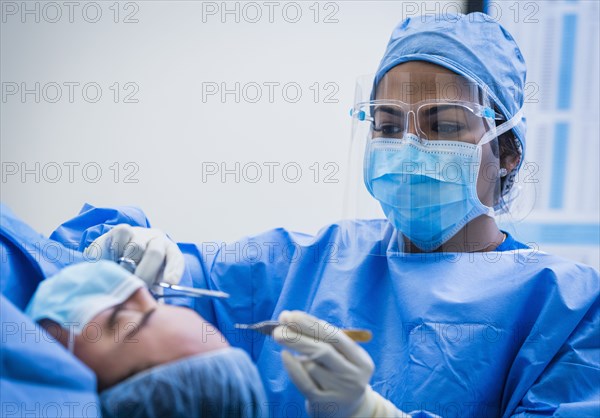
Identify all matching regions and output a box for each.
[26,260,145,352]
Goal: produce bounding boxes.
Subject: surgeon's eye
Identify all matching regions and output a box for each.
[432,121,465,136]
[373,123,404,136]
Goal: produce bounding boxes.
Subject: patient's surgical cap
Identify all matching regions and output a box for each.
[375,12,527,166]
[100,347,268,418]
[26,260,145,333]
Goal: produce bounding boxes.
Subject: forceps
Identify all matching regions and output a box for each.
[118,257,229,299]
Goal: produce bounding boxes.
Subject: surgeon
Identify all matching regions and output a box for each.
[25,260,267,418]
[47,12,598,418]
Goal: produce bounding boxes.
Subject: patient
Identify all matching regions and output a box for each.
[26,260,267,418]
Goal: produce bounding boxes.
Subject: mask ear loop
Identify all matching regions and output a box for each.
[476,106,524,218]
[479,106,524,146]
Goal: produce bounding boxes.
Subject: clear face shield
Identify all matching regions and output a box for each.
[343,68,516,253]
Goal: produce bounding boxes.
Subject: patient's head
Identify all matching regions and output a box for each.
[27,260,267,418]
[26,260,228,390]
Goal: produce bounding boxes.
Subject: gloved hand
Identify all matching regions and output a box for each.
[84,224,185,286]
[273,310,410,418]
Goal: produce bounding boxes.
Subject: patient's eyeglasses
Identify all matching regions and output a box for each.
[118,257,229,299]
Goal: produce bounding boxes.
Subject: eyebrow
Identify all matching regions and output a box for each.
[425,104,462,117]
[107,302,126,329]
[124,308,157,341]
[373,106,405,118]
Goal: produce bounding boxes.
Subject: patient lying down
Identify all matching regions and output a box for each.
[26,260,266,418]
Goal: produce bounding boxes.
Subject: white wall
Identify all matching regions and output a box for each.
[1,1,466,244]
[2,1,598,269]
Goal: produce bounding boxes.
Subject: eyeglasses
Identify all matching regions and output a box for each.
[350,99,504,143]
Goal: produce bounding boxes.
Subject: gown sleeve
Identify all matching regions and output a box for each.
[49,203,152,251]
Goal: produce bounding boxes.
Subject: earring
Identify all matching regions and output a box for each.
[499,168,508,177]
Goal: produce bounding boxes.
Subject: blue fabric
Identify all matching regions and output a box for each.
[374,12,527,168]
[1,297,99,417]
[100,347,268,418]
[49,202,151,251]
[1,204,83,309]
[1,204,100,416]
[60,204,600,418]
[0,237,44,311]
[496,230,529,252]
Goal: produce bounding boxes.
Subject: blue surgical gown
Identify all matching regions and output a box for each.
[22,204,600,417]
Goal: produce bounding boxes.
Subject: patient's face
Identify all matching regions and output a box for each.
[42,288,229,391]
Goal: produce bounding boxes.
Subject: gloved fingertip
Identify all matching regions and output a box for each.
[83,242,103,261]
[280,350,301,371]
[279,310,294,323]
[281,349,292,361]
[162,269,182,285]
[160,275,176,286]
[272,325,286,343]
[283,310,316,325]
[273,325,301,345]
[114,223,133,232]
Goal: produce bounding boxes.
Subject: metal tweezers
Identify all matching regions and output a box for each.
[156,282,230,299]
[235,320,372,342]
[118,257,229,299]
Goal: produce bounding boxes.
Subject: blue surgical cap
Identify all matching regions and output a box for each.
[100,347,267,418]
[374,12,527,166]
